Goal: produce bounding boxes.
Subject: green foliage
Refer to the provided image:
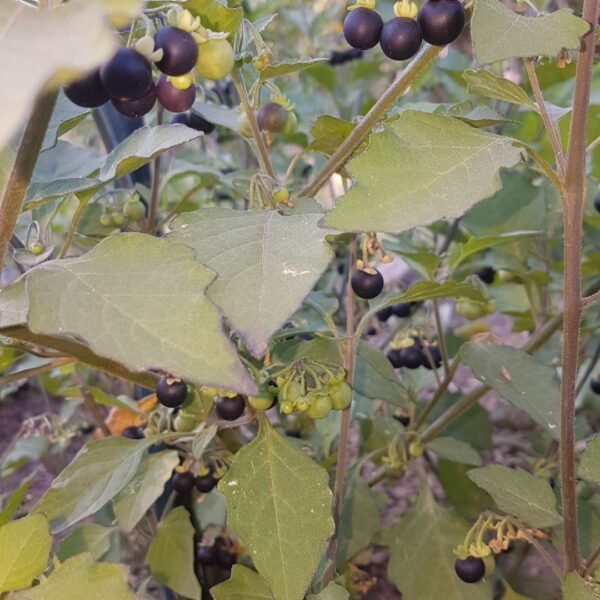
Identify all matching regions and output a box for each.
[562,573,600,600]
[578,435,600,484]
[307,583,350,600]
[212,566,274,599]
[426,437,483,466]
[56,524,113,562]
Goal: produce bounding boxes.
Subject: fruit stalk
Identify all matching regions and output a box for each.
[0,91,57,279]
[145,108,163,233]
[559,0,599,574]
[299,44,441,199]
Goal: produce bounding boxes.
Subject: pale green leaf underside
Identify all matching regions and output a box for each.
[56,524,113,562]
[183,0,243,35]
[25,233,255,394]
[260,58,328,81]
[562,573,600,600]
[307,583,350,600]
[467,466,562,528]
[0,278,28,329]
[147,507,201,600]
[427,437,483,466]
[463,70,537,112]
[578,435,600,484]
[220,418,334,600]
[323,111,522,233]
[0,515,52,592]
[169,208,334,357]
[212,566,274,600]
[460,343,560,438]
[388,489,492,600]
[471,0,590,65]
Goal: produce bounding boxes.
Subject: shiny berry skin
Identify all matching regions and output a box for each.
[417,0,466,46]
[377,307,393,322]
[155,27,199,76]
[399,345,424,369]
[172,471,195,493]
[195,472,217,493]
[122,425,145,439]
[423,345,442,369]
[215,395,246,421]
[594,193,600,213]
[195,544,216,566]
[455,556,485,583]
[100,48,153,100]
[392,302,413,318]
[475,266,496,284]
[591,379,600,394]
[156,376,188,408]
[156,75,195,113]
[64,69,109,108]
[380,17,423,61]
[343,7,383,50]
[112,84,157,118]
[387,349,403,368]
[351,269,384,299]
[257,103,289,133]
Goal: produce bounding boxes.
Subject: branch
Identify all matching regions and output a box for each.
[145,108,163,233]
[299,44,442,199]
[582,289,600,307]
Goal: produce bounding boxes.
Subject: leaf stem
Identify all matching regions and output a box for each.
[145,108,163,233]
[582,542,600,576]
[0,91,57,279]
[298,45,441,199]
[558,0,599,573]
[431,299,449,377]
[0,357,75,388]
[73,370,112,437]
[59,197,89,258]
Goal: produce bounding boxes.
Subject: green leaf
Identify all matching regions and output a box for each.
[220,418,334,600]
[0,1,115,149]
[13,553,133,600]
[89,387,144,415]
[562,573,600,600]
[578,435,600,484]
[388,488,492,599]
[306,116,355,157]
[147,506,201,600]
[34,437,152,533]
[463,70,537,112]
[169,208,334,358]
[427,438,482,466]
[212,566,273,600]
[0,515,52,592]
[56,524,113,562]
[114,451,180,533]
[26,233,255,394]
[192,424,218,461]
[467,466,561,528]
[183,0,243,35]
[322,111,522,233]
[0,473,36,527]
[307,583,350,600]
[460,343,560,438]
[500,580,534,600]
[260,58,328,81]
[191,102,239,130]
[0,278,28,329]
[42,92,90,152]
[471,0,590,64]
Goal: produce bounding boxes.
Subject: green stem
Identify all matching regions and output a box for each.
[0,357,75,388]
[145,108,163,233]
[59,197,89,258]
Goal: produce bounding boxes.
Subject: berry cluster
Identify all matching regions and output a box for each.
[63,8,234,119]
[387,335,442,370]
[343,0,465,62]
[195,536,238,571]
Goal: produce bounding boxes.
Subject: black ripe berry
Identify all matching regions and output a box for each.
[214,538,237,569]
[100,48,153,101]
[351,269,384,299]
[380,17,423,61]
[215,395,246,421]
[377,306,393,322]
[156,75,196,113]
[64,69,109,108]
[475,266,496,285]
[154,27,199,76]
[423,345,442,369]
[156,375,188,408]
[195,469,218,494]
[257,103,288,133]
[399,345,424,369]
[172,471,196,493]
[112,85,157,118]
[122,425,145,439]
[172,112,216,134]
[195,543,217,566]
[387,349,403,369]
[590,379,600,394]
[329,47,364,65]
[392,302,413,318]
[418,0,466,46]
[594,193,600,213]
[455,556,485,583]
[343,7,383,50]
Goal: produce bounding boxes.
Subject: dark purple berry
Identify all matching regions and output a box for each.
[215,395,246,421]
[100,48,153,101]
[475,266,496,285]
[387,349,403,368]
[195,470,217,493]
[195,543,217,565]
[329,48,364,65]
[156,75,195,113]
[112,84,156,118]
[380,17,423,61]
[172,471,195,493]
[423,345,442,369]
[156,376,188,408]
[399,345,424,369]
[595,193,600,213]
[214,538,237,569]
[155,27,199,76]
[351,269,384,299]
[172,111,216,133]
[392,302,413,318]
[343,7,383,50]
[122,425,145,439]
[591,379,600,394]
[63,69,109,108]
[257,103,288,133]
[455,556,485,583]
[377,307,393,322]
[417,0,466,46]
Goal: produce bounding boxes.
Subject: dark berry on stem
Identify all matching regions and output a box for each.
[380,17,423,61]
[155,27,199,76]
[423,345,442,369]
[64,69,109,108]
[196,471,217,493]
[172,471,195,493]
[377,306,393,322]
[257,103,288,133]
[156,375,188,408]
[112,84,156,118]
[343,7,383,50]
[590,379,600,394]
[475,266,496,285]
[351,269,384,299]
[156,75,195,113]
[418,0,466,46]
[387,349,403,369]
[172,112,216,133]
[214,539,237,569]
[594,193,600,213]
[100,48,153,101]
[455,556,485,583]
[195,544,216,566]
[392,302,412,318]
[122,425,145,439]
[215,395,246,421]
[399,345,424,369]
